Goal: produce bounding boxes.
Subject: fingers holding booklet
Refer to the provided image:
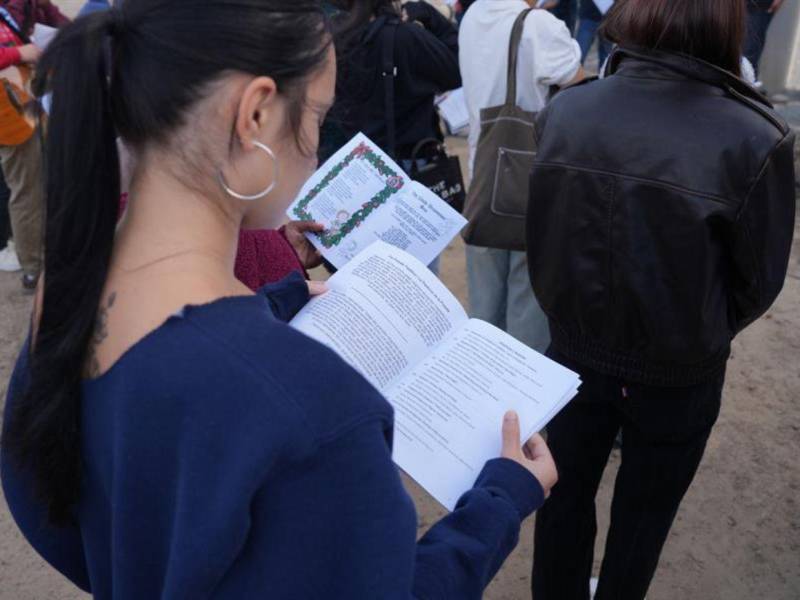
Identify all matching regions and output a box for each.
[290,241,581,510]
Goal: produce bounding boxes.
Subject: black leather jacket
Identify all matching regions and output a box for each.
[527,48,796,386]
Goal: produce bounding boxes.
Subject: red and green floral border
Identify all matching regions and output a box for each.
[291,142,405,248]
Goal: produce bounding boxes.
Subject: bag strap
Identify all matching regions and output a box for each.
[505,8,533,107]
[410,137,444,161]
[381,19,399,159]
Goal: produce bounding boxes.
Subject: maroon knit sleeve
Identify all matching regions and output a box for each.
[37,3,70,28]
[234,229,306,292]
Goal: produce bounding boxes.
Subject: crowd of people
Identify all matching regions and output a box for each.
[0,0,796,599]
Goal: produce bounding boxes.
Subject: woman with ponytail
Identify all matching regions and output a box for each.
[1,2,557,597]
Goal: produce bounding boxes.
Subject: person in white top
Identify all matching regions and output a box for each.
[458,0,582,353]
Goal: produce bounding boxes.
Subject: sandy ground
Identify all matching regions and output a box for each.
[1,135,799,599]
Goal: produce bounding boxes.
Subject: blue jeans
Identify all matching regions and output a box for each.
[576,18,611,66]
[465,245,550,352]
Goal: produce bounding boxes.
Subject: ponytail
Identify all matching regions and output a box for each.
[2,0,331,526]
[2,11,120,525]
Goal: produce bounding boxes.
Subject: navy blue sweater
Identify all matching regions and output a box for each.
[1,273,544,599]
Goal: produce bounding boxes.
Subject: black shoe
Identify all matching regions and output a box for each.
[21,272,38,292]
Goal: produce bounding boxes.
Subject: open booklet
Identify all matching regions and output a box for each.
[290,241,581,510]
[287,133,466,269]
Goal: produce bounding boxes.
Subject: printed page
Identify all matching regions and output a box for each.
[32,24,57,49]
[436,88,470,133]
[290,241,468,392]
[379,182,466,268]
[287,133,465,269]
[387,319,581,510]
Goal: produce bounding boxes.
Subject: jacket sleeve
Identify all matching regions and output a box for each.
[0,46,21,70]
[728,131,796,333]
[37,3,70,28]
[234,228,306,293]
[413,459,544,599]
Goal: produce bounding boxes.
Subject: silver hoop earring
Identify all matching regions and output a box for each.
[218,141,279,201]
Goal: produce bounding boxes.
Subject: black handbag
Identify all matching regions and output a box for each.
[408,138,466,214]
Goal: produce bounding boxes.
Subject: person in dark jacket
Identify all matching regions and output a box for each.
[3,0,68,37]
[526,0,796,599]
[549,0,577,34]
[329,0,460,163]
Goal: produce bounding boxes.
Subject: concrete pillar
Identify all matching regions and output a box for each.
[760,1,800,92]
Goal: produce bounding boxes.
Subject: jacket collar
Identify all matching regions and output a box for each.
[605,46,773,109]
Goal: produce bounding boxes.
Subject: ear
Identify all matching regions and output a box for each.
[234,76,279,150]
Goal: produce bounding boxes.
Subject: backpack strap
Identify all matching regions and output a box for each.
[505,8,533,107]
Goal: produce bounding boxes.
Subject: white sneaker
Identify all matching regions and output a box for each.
[0,242,22,272]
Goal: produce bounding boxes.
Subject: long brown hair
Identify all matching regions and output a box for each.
[602,0,745,76]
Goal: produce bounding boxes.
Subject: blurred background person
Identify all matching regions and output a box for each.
[329,0,460,166]
[550,0,578,33]
[77,0,111,17]
[0,6,45,290]
[3,0,68,37]
[744,0,785,84]
[575,0,613,66]
[459,0,582,352]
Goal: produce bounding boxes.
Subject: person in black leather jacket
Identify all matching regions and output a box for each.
[526,1,796,599]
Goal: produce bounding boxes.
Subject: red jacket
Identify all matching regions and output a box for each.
[3,0,69,36]
[0,10,22,70]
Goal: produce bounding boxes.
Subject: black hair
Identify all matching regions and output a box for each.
[1,0,331,526]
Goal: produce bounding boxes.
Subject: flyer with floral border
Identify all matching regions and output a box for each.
[288,133,466,269]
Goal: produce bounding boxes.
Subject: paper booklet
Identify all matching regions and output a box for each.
[290,241,581,510]
[436,88,470,134]
[287,133,467,269]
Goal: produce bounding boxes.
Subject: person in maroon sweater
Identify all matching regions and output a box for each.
[3,0,69,38]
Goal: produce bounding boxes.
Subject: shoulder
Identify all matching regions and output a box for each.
[523,7,573,41]
[176,295,394,453]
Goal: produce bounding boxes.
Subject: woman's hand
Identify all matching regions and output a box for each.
[282,221,324,269]
[500,411,558,497]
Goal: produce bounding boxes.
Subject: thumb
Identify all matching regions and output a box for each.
[307,280,328,296]
[501,411,521,458]
[298,220,325,232]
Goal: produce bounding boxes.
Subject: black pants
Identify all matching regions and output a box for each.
[531,349,724,600]
[0,168,10,249]
[744,6,774,77]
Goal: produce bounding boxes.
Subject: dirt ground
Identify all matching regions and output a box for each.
[1,138,799,598]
